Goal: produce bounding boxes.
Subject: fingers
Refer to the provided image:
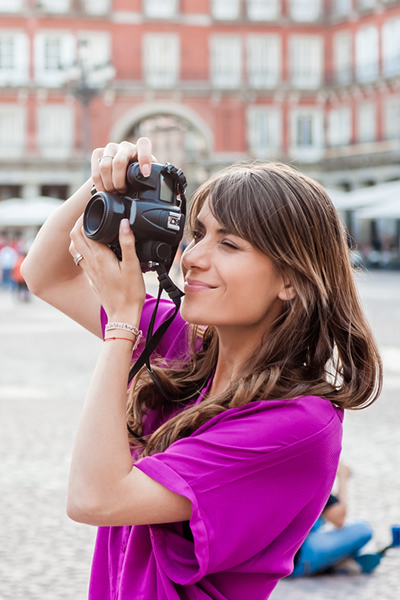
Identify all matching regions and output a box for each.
[118,219,140,271]
[91,139,155,194]
[136,137,153,178]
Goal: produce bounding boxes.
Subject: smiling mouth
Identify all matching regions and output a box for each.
[184,280,215,292]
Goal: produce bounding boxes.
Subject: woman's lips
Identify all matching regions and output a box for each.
[184,279,215,292]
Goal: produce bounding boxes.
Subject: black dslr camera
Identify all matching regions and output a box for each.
[83,162,187,272]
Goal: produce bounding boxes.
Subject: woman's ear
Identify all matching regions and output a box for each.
[278,282,296,301]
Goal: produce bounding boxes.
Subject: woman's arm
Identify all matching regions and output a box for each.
[66,219,192,527]
[21,139,153,337]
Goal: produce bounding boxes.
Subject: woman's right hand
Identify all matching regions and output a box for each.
[91,138,156,194]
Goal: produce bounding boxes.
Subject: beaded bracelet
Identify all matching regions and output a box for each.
[105,322,141,337]
[103,334,142,351]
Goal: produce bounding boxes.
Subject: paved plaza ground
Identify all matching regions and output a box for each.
[0,270,399,600]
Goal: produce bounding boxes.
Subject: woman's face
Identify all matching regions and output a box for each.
[180,198,291,332]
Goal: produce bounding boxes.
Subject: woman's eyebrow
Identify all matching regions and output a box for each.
[193,217,233,235]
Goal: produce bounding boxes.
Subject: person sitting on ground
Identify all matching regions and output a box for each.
[291,462,377,577]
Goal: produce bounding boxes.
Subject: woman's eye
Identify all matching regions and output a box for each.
[222,240,239,250]
[191,230,203,242]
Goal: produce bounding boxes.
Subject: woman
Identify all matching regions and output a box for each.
[22,138,382,600]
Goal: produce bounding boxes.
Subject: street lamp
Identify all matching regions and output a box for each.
[63,40,115,180]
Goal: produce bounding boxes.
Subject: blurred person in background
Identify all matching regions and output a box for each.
[0,241,18,289]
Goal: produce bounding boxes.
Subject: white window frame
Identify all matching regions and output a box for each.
[335,0,351,16]
[247,35,280,89]
[247,106,282,158]
[357,102,376,143]
[82,0,111,14]
[289,35,323,89]
[0,30,29,86]
[37,104,75,157]
[0,104,26,157]
[384,96,400,140]
[382,19,400,78]
[328,107,352,146]
[37,0,70,13]
[211,0,240,20]
[143,33,180,88]
[289,108,324,162]
[333,31,352,84]
[78,31,111,69]
[247,0,281,21]
[34,31,75,87]
[144,0,178,18]
[289,0,321,22]
[0,0,24,11]
[355,26,379,82]
[210,35,242,89]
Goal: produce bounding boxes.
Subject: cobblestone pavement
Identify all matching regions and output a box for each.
[0,271,399,600]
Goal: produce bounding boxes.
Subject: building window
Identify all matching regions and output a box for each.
[328,107,352,146]
[0,105,26,157]
[247,0,280,20]
[211,0,240,20]
[0,32,28,85]
[357,102,376,143]
[78,32,111,70]
[38,0,70,12]
[384,96,400,140]
[0,0,24,11]
[37,105,74,156]
[333,31,352,84]
[83,0,111,14]
[34,32,75,87]
[357,0,375,10]
[382,19,400,78]
[41,184,69,200]
[143,34,180,88]
[247,107,282,158]
[290,109,324,161]
[289,0,321,22]
[335,0,351,16]
[289,35,323,88]
[211,35,242,88]
[247,35,280,88]
[144,0,177,18]
[355,26,378,82]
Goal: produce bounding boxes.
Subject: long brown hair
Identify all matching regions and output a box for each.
[127,162,382,456]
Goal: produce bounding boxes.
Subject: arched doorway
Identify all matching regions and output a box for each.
[111,104,213,197]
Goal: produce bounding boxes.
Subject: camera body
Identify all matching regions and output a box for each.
[83,162,186,272]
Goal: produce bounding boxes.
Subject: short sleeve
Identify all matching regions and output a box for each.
[101,293,190,364]
[134,398,342,585]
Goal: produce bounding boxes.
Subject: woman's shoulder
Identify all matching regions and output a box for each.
[189,396,343,457]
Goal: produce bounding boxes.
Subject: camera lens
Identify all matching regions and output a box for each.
[83,192,127,245]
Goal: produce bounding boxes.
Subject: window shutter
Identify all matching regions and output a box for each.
[333,31,352,84]
[290,36,323,88]
[384,96,400,140]
[144,34,179,87]
[14,32,29,85]
[144,0,177,18]
[83,0,110,14]
[0,105,26,156]
[211,0,240,20]
[39,0,70,12]
[211,36,242,88]
[290,0,321,21]
[356,26,378,82]
[37,105,74,156]
[247,0,280,20]
[247,35,280,88]
[382,19,400,77]
[358,102,376,142]
[247,107,282,157]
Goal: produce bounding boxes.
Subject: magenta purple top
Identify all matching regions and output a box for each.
[91,295,343,599]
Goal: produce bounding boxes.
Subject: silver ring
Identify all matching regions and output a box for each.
[73,252,84,267]
[98,155,114,164]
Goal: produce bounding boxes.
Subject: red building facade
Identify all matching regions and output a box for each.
[0,0,399,201]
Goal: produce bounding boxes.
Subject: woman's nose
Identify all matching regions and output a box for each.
[182,239,211,271]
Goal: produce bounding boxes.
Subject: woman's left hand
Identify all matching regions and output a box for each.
[69,215,146,324]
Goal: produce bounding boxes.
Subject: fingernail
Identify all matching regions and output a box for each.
[142,164,150,177]
[120,219,130,234]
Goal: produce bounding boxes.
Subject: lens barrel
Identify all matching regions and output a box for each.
[83,192,126,245]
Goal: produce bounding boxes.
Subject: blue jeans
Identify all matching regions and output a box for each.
[291,519,373,577]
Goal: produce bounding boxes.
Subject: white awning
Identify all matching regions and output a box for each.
[356,198,400,220]
[326,180,400,211]
[0,197,64,227]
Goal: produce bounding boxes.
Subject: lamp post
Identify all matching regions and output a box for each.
[63,40,115,181]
